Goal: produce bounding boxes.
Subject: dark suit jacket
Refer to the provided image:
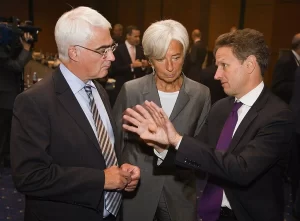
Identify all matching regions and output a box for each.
[271,50,299,104]
[10,68,122,221]
[183,40,207,81]
[111,43,147,93]
[113,74,210,221]
[199,65,227,104]
[289,67,300,181]
[162,87,294,221]
[0,49,31,109]
[290,67,300,135]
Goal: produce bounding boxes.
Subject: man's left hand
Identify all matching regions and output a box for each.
[120,163,140,192]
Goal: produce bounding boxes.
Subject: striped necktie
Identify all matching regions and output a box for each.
[84,84,122,216]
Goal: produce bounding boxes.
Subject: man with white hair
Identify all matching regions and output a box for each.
[10,6,140,221]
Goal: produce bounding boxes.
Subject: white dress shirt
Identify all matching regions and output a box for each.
[154,90,179,165]
[60,63,115,217]
[125,40,136,72]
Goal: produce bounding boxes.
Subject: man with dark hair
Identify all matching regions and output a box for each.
[110,25,149,106]
[123,29,294,221]
[271,33,300,104]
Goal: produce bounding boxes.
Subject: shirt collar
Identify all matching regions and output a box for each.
[59,63,95,94]
[236,81,264,107]
[292,50,300,62]
[194,38,201,43]
[125,40,134,48]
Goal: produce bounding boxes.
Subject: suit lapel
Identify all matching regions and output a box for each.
[142,75,191,122]
[227,110,257,153]
[143,74,162,107]
[53,69,101,155]
[210,97,235,150]
[290,50,300,66]
[136,46,143,60]
[169,76,190,121]
[228,86,269,153]
[120,43,132,64]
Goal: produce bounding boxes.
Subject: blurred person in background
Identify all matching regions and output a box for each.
[0,31,32,168]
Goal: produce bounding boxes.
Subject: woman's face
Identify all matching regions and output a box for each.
[151,40,184,84]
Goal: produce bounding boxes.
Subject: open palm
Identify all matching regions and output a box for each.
[122,101,181,147]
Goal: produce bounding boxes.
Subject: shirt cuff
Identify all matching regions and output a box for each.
[175,137,183,150]
[154,149,168,165]
[130,64,134,72]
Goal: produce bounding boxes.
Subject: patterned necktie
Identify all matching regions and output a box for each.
[197,101,243,221]
[84,84,122,216]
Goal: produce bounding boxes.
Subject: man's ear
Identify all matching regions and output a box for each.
[68,46,79,62]
[245,55,256,74]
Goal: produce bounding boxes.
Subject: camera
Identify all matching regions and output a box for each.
[0,16,41,60]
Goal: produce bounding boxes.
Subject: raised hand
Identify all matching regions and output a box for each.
[145,101,182,147]
[122,100,182,147]
[123,103,169,145]
[132,60,143,68]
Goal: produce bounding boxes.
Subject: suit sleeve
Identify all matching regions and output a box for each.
[111,49,131,77]
[271,59,295,103]
[190,43,207,67]
[194,88,211,136]
[10,93,105,211]
[112,85,129,163]
[4,49,32,73]
[175,108,294,186]
[290,68,300,133]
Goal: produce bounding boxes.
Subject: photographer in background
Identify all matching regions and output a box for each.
[0,32,32,168]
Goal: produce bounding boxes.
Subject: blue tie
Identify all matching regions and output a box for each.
[197,101,243,221]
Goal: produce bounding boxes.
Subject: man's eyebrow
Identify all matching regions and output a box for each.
[95,43,113,50]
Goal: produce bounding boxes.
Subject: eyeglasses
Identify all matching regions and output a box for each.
[74,42,118,58]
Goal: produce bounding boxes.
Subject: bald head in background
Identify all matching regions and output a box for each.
[112,23,124,44]
[191,29,201,42]
[230,25,237,32]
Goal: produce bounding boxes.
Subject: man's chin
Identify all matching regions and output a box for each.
[97,70,109,79]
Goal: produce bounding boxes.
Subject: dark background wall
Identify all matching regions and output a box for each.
[1,0,300,86]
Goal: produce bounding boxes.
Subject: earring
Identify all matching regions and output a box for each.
[152,66,155,75]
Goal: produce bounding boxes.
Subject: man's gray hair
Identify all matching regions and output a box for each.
[55,6,111,61]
